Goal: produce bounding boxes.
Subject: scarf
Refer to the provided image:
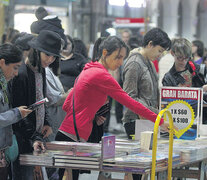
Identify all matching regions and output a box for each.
[0,68,8,104]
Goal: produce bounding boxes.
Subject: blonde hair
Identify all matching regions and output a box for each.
[171,38,192,59]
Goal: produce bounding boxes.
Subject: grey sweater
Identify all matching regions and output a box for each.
[0,87,22,150]
[122,49,159,123]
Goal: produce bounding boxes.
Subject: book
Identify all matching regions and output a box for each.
[28,98,49,110]
[54,162,99,169]
[19,151,54,167]
[46,141,101,151]
[140,131,153,152]
[55,158,99,165]
[54,151,101,161]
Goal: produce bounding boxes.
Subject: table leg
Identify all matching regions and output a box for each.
[64,169,73,180]
[157,171,167,180]
[124,173,133,180]
[200,160,207,180]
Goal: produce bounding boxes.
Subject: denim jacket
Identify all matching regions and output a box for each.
[0,88,22,150]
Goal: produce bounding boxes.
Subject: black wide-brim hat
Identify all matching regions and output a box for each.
[28,30,62,57]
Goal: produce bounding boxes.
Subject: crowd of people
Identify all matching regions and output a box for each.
[0,6,207,180]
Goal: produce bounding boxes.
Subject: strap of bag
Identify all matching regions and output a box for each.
[73,77,80,142]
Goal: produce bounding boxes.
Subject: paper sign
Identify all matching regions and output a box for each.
[165,100,195,138]
[160,87,201,139]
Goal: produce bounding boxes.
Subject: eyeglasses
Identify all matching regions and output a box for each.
[176,56,189,61]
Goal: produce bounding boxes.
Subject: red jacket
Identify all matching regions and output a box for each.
[60,61,163,140]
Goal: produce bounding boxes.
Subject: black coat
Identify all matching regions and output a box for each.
[162,61,206,87]
[9,64,50,153]
[30,17,67,49]
[59,53,87,91]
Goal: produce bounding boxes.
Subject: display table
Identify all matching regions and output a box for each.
[19,138,207,180]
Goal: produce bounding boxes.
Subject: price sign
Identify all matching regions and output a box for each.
[165,100,195,138]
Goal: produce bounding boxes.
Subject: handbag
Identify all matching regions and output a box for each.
[5,134,19,163]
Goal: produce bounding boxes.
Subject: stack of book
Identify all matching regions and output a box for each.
[102,151,168,172]
[46,141,102,169]
[46,141,101,151]
[20,151,54,167]
[115,139,140,154]
[53,150,100,169]
[174,139,207,162]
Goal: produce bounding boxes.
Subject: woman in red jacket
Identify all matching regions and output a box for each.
[55,36,170,180]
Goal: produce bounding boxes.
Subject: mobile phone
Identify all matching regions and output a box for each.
[27,98,49,110]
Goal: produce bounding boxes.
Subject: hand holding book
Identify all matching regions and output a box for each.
[27,98,49,111]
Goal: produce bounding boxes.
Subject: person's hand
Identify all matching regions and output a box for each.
[33,141,46,152]
[67,88,73,94]
[203,85,207,92]
[18,106,32,118]
[139,116,145,120]
[41,125,52,138]
[96,116,106,126]
[160,121,179,133]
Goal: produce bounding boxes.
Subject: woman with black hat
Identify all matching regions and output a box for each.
[9,30,62,180]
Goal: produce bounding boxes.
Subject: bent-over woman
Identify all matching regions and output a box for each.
[55,36,170,180]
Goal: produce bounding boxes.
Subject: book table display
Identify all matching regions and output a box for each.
[19,137,207,180]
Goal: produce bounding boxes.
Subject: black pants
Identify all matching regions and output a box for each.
[103,97,113,132]
[55,132,80,180]
[104,97,123,132]
[115,78,123,124]
[124,121,142,180]
[115,101,123,124]
[124,121,136,139]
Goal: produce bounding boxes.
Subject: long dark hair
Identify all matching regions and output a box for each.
[49,57,60,76]
[92,37,106,62]
[28,48,59,75]
[73,38,88,58]
[93,36,129,62]
[192,40,204,58]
